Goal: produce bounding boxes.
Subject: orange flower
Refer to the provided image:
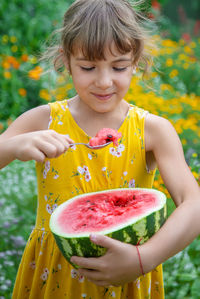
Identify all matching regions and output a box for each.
[28,66,43,80]
[21,54,29,62]
[18,88,27,97]
[6,56,20,69]
[0,122,4,131]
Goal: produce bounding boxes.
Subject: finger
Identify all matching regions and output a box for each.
[70,256,102,271]
[38,141,64,158]
[90,234,120,250]
[29,148,46,163]
[52,132,74,147]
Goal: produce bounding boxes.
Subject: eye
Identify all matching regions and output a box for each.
[80,67,95,71]
[113,67,127,72]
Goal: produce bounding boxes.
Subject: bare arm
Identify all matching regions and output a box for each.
[0,105,73,169]
[141,114,200,271]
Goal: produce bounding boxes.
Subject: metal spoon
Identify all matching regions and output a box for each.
[70,141,112,149]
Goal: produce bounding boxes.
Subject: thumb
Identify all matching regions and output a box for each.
[90,234,119,249]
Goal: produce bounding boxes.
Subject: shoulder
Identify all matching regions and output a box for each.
[145,113,182,153]
[1,104,51,138]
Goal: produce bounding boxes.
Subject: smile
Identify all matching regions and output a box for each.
[92,93,115,101]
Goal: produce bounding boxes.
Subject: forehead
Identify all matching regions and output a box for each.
[72,41,133,61]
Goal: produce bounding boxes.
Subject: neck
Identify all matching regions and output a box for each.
[68,96,130,135]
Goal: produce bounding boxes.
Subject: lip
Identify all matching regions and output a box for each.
[92,92,115,101]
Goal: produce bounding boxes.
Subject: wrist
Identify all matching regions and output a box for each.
[138,243,158,274]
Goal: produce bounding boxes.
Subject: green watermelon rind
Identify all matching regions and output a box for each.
[50,188,167,267]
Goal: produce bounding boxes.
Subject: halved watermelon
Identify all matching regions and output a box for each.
[50,188,167,267]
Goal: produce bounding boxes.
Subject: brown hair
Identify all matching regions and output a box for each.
[42,0,155,74]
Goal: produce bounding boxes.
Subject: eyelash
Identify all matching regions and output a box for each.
[80,67,127,72]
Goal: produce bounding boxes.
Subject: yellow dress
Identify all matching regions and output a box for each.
[13,99,164,299]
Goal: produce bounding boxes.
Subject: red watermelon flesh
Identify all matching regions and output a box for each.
[89,128,122,147]
[57,190,159,234]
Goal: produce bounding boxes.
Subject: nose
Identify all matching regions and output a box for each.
[94,69,113,89]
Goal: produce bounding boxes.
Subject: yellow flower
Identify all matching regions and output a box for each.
[4,71,11,79]
[162,39,178,47]
[10,36,17,43]
[183,63,189,69]
[166,58,173,67]
[189,41,196,48]
[192,171,199,179]
[28,66,43,80]
[2,61,10,69]
[184,46,193,54]
[18,88,27,97]
[179,39,185,46]
[2,35,9,43]
[192,153,198,158]
[181,139,187,145]
[178,54,187,61]
[11,45,18,52]
[169,69,178,78]
[29,56,38,64]
[7,118,13,126]
[39,89,51,101]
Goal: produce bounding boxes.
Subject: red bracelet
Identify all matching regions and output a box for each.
[136,245,144,276]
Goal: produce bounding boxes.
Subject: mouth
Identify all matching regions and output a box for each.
[92,92,115,101]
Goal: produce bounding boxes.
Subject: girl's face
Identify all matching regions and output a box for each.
[67,43,134,113]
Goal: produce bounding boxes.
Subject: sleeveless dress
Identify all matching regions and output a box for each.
[12,99,164,299]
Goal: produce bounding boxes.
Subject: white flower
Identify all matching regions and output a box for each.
[43,268,49,275]
[85,172,91,182]
[45,160,50,171]
[46,204,52,214]
[77,166,85,175]
[43,169,47,179]
[83,165,89,173]
[129,178,135,188]
[54,174,59,179]
[111,291,116,297]
[58,121,63,125]
[109,147,116,155]
[102,167,107,171]
[88,153,92,160]
[123,171,128,176]
[44,195,48,201]
[71,269,78,279]
[29,261,36,269]
[81,294,87,298]
[40,273,48,281]
[40,268,49,281]
[116,151,122,157]
[118,144,125,152]
[78,275,85,283]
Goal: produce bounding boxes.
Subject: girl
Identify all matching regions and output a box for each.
[0,0,199,298]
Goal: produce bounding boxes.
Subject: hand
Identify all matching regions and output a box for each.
[70,234,142,287]
[9,130,74,163]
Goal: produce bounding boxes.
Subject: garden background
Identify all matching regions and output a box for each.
[0,0,200,298]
